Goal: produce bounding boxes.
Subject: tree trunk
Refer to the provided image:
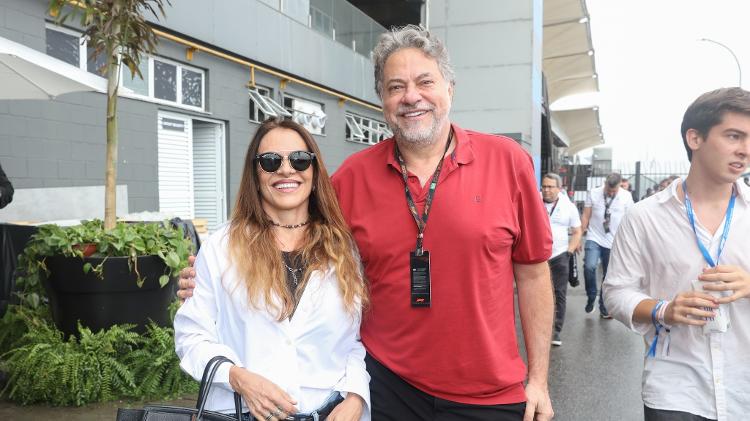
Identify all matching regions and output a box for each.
[104,50,119,230]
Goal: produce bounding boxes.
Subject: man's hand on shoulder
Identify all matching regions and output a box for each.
[177,255,197,304]
[523,381,554,421]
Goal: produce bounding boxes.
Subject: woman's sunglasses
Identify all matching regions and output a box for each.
[255,151,316,173]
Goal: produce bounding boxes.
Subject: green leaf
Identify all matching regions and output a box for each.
[158,275,169,288]
[83,263,92,274]
[164,252,180,269]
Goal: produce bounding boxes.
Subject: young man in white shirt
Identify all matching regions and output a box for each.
[580,172,634,318]
[541,173,582,346]
[603,87,750,421]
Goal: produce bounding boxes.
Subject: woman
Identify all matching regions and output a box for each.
[175,118,370,421]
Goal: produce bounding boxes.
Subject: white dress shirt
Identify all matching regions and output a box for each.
[584,186,633,248]
[603,179,750,421]
[174,225,371,419]
[545,192,581,259]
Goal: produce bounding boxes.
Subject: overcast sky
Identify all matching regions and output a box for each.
[572,0,750,168]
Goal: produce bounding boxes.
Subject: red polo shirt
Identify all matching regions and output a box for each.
[331,124,551,405]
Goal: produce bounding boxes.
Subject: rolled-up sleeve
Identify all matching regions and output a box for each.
[336,329,371,421]
[174,235,243,390]
[603,210,652,335]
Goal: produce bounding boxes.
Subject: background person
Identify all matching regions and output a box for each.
[175,119,370,421]
[604,87,750,421]
[580,172,634,318]
[541,173,582,347]
[0,162,13,209]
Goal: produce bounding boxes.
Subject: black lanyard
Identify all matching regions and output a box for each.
[548,199,559,216]
[394,129,454,256]
[603,190,614,212]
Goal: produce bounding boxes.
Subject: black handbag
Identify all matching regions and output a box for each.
[568,251,580,287]
[117,355,244,421]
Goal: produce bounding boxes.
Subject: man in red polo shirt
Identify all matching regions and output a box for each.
[179,25,554,421]
[331,26,553,421]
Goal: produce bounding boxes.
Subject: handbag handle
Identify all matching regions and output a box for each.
[195,355,244,420]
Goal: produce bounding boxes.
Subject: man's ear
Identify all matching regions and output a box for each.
[685,128,704,153]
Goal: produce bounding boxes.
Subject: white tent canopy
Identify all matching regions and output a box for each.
[551,108,603,155]
[0,35,109,100]
[544,0,603,154]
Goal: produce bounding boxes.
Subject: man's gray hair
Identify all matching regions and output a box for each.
[543,173,563,188]
[372,24,456,98]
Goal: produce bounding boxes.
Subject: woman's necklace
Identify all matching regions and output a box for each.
[270,219,309,229]
[282,251,305,286]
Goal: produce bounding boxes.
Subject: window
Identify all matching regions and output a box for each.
[121,55,206,110]
[45,24,106,76]
[345,112,391,145]
[283,94,326,135]
[249,87,291,122]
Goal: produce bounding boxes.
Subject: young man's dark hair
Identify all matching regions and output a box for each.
[605,172,622,189]
[681,87,750,161]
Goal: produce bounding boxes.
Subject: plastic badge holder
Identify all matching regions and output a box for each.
[691,279,729,334]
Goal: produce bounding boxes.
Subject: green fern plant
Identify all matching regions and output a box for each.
[0,316,197,406]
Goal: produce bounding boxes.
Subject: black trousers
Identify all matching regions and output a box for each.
[644,406,716,421]
[549,252,570,335]
[366,354,526,421]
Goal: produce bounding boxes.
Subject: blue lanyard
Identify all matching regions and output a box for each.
[683,181,736,267]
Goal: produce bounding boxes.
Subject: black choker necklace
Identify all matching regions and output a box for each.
[270,219,310,229]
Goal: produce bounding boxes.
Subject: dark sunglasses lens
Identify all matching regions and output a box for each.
[289,151,314,171]
[258,153,282,172]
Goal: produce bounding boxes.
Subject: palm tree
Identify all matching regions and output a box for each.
[49,0,170,230]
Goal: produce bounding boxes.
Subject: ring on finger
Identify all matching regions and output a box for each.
[273,409,284,417]
[264,413,274,421]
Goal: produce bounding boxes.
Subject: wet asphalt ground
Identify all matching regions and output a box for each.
[1,272,646,420]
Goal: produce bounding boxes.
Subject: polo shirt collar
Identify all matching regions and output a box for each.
[385,122,475,171]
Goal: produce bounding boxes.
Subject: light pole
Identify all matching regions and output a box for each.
[700,38,742,87]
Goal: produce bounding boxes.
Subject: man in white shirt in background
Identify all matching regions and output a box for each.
[580,172,633,318]
[541,173,582,347]
[604,87,750,421]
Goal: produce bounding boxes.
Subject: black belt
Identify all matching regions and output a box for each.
[247,393,344,421]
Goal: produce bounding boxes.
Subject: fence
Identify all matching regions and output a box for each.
[560,160,690,203]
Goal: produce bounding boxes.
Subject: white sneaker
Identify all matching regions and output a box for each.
[551,332,562,346]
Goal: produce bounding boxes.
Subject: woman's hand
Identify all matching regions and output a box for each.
[229,366,298,421]
[327,393,364,421]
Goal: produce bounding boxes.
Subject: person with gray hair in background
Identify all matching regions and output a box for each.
[580,172,634,318]
[541,173,582,347]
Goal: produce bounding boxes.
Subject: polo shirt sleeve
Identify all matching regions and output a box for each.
[510,152,552,264]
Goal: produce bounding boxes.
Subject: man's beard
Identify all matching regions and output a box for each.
[389,105,449,148]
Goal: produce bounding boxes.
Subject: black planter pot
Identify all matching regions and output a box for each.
[43,255,174,337]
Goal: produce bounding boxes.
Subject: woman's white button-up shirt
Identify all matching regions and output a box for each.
[175,225,370,419]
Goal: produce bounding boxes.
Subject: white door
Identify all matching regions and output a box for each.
[157,112,194,219]
[192,120,226,232]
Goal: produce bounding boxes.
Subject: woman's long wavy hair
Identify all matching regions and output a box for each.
[228,118,367,320]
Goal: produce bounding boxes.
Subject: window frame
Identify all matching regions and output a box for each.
[345,112,391,145]
[121,54,206,112]
[282,93,326,135]
[249,87,292,122]
[45,23,88,69]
